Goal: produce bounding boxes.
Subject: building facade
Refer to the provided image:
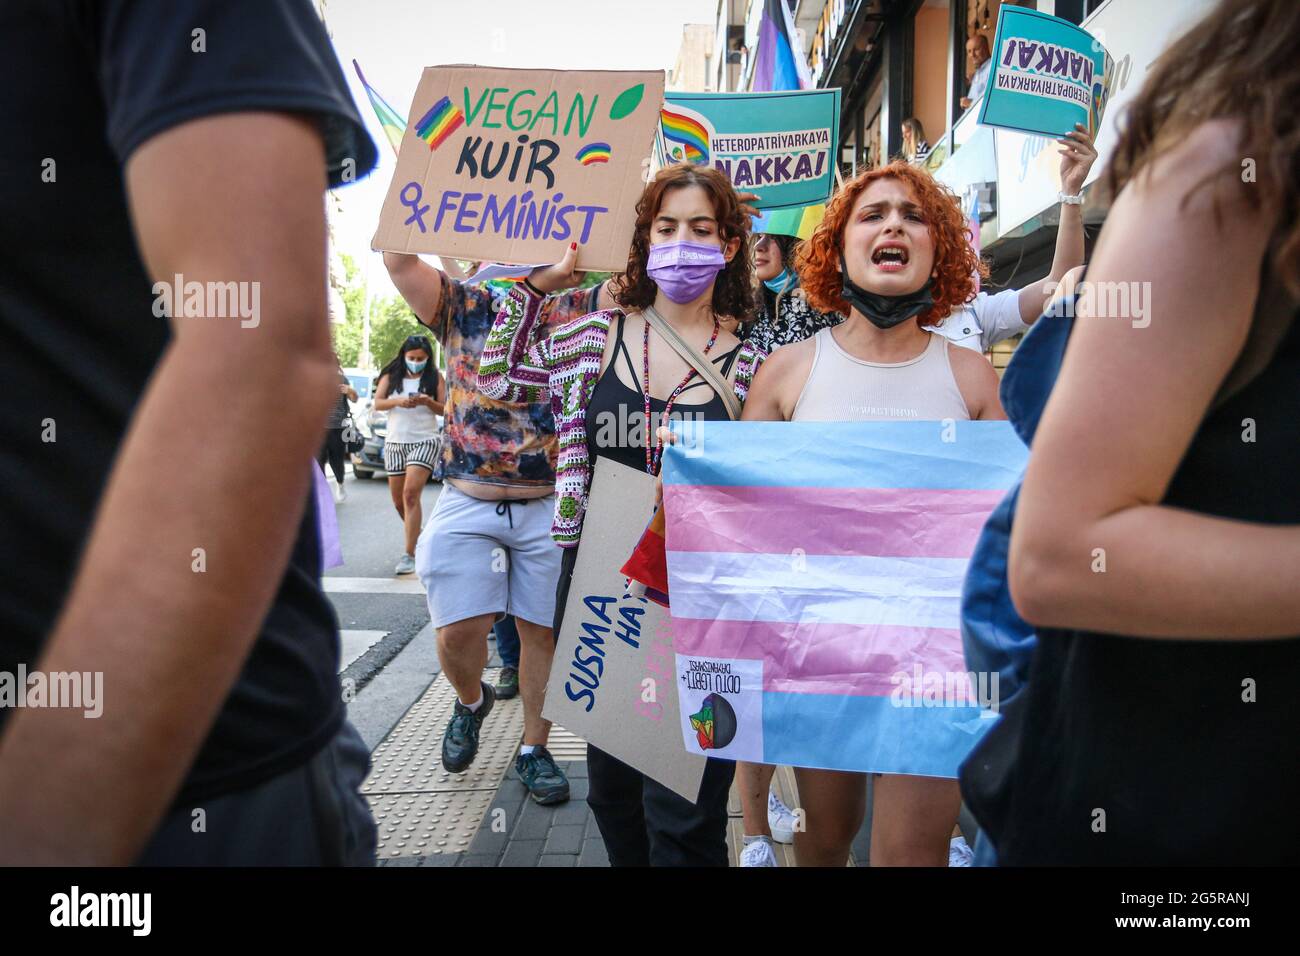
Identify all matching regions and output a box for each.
[711,0,1216,337]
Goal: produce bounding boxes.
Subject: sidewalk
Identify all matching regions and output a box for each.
[365,637,879,867]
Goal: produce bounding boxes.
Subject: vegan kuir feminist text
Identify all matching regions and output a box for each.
[373,66,665,271]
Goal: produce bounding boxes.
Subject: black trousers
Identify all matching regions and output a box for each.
[555,545,734,867]
[317,427,346,484]
[135,720,376,866]
[587,744,734,867]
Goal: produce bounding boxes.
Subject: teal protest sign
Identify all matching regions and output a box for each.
[977,6,1114,139]
[655,89,840,212]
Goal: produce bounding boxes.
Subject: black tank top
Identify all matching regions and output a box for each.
[585,311,740,474]
[968,296,1300,865]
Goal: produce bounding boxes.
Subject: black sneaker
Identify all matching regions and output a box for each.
[493,665,519,700]
[441,681,495,773]
[516,746,570,805]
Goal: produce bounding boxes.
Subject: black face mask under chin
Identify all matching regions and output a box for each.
[839,252,935,330]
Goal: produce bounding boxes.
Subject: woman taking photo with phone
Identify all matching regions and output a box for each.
[479,163,765,867]
[373,334,445,575]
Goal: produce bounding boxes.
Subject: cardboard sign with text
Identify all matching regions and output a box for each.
[654,89,840,211]
[372,66,664,271]
[542,458,706,802]
[977,6,1114,138]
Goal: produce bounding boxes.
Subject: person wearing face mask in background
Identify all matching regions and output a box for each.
[372,335,445,575]
[479,164,766,867]
[739,232,844,357]
[737,161,1006,867]
[733,228,844,865]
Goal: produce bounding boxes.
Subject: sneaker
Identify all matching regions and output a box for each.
[334,481,347,503]
[516,746,570,805]
[740,836,779,867]
[441,682,495,772]
[394,553,416,575]
[494,665,519,700]
[767,790,797,844]
[948,835,975,867]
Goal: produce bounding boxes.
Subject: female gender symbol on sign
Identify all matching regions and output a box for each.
[400,182,430,232]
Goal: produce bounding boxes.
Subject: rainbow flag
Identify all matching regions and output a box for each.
[751,203,824,240]
[352,59,406,156]
[620,507,669,607]
[663,421,1026,777]
[659,104,711,164]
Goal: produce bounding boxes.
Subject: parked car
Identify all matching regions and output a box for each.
[350,404,387,481]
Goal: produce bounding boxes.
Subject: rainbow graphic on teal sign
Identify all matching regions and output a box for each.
[660,104,712,165]
[576,142,612,166]
[414,96,465,150]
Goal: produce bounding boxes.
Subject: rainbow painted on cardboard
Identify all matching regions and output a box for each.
[414,96,465,150]
[576,142,612,165]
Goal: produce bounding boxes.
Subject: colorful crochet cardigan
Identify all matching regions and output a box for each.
[478,285,767,547]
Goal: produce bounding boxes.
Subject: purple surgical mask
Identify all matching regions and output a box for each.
[646,239,727,304]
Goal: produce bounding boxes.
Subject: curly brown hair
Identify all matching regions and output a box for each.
[795,162,986,326]
[613,164,755,321]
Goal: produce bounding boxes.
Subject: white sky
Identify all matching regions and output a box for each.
[322,0,718,296]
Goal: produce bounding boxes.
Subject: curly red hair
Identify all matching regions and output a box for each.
[795,162,987,326]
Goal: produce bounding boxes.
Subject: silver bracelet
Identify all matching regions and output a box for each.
[1058,190,1085,205]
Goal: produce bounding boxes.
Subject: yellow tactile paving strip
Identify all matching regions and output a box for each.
[365,668,520,858]
[365,668,588,859]
[543,724,588,761]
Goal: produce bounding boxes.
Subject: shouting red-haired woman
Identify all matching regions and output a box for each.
[479,163,765,867]
[739,161,1006,867]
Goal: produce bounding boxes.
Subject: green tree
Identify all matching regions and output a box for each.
[330,253,367,368]
[368,295,435,373]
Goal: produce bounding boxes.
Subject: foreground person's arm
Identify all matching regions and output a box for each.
[0,113,340,864]
[1009,120,1300,638]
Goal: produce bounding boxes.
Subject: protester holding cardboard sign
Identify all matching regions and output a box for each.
[372,66,664,272]
[478,164,766,866]
[924,122,1097,355]
[382,250,600,806]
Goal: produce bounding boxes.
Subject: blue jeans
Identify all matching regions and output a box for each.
[494,615,520,670]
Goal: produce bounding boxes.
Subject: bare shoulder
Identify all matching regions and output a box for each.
[760,336,816,380]
[1134,117,1257,216]
[945,341,1004,419]
[747,337,816,417]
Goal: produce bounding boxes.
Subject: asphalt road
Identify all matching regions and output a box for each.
[324,465,443,695]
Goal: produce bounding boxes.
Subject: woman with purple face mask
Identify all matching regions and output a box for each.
[478,164,765,866]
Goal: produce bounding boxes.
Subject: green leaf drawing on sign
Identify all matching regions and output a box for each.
[609,84,644,121]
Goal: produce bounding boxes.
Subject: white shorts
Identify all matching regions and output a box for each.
[415,483,562,630]
[384,438,439,476]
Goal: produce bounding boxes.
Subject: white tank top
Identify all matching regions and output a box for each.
[384,376,439,444]
[792,327,971,422]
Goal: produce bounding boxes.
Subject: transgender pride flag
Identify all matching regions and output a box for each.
[662,421,1027,777]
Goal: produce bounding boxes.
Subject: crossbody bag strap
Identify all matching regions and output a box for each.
[642,305,741,420]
